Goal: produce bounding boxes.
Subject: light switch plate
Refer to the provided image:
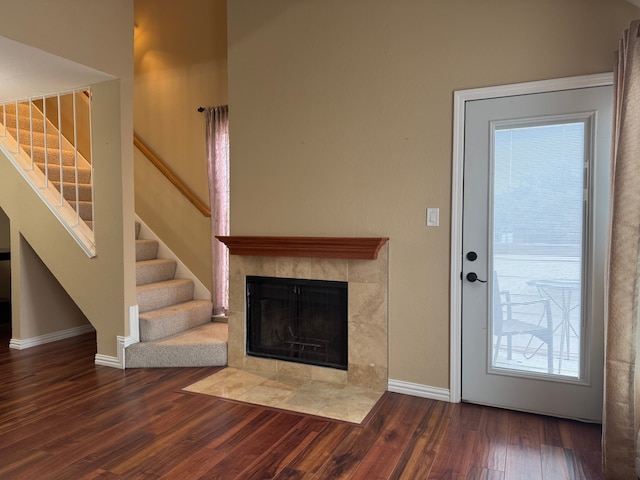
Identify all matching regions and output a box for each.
[427,208,439,227]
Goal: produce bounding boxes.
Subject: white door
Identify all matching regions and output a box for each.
[460,84,611,422]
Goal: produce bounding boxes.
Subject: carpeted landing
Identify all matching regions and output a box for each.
[183,367,385,424]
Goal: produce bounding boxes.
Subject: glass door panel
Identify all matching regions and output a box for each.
[491,122,585,378]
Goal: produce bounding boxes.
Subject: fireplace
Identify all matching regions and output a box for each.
[246,276,348,370]
[218,235,389,391]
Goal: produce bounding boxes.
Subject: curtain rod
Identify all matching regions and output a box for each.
[197,105,228,112]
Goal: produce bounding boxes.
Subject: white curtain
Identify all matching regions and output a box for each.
[603,19,640,480]
[205,105,229,315]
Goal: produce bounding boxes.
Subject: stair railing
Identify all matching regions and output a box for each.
[0,89,95,257]
[134,134,211,217]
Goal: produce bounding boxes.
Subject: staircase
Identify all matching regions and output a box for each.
[2,102,93,224]
[125,222,228,367]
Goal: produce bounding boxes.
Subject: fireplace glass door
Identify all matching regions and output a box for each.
[246,276,348,370]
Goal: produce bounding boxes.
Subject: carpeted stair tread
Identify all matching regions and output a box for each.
[135,238,158,261]
[139,299,213,342]
[34,161,91,184]
[2,113,46,132]
[136,258,177,286]
[67,200,93,221]
[125,322,228,368]
[27,145,83,167]
[5,127,62,149]
[137,278,194,313]
[53,182,93,202]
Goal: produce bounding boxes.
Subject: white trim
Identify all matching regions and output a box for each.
[9,324,95,350]
[135,215,211,301]
[388,379,450,403]
[95,353,122,368]
[94,335,132,369]
[449,73,614,403]
[129,304,139,343]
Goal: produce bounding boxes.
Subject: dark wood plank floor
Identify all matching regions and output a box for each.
[0,322,604,479]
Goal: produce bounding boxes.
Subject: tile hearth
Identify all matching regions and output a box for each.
[212,236,389,422]
[184,367,384,424]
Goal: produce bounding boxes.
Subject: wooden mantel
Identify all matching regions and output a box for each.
[216,236,389,260]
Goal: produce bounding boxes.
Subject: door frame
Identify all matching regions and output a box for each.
[449,73,613,403]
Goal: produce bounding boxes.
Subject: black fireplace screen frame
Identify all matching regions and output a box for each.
[246,276,348,370]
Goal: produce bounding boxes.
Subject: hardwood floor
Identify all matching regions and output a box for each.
[0,322,604,479]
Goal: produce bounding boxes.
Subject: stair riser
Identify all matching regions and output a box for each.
[125,342,227,368]
[137,281,194,313]
[135,240,159,261]
[139,301,213,342]
[136,259,177,286]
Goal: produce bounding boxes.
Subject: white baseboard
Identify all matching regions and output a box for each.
[129,304,139,343]
[95,353,122,368]
[95,335,134,369]
[388,378,451,402]
[9,324,95,350]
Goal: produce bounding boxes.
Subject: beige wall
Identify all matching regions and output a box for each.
[17,235,90,338]
[227,0,640,389]
[133,0,228,291]
[0,1,135,357]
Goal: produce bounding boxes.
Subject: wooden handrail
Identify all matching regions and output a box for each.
[134,134,211,217]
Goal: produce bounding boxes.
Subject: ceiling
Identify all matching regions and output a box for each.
[0,35,113,104]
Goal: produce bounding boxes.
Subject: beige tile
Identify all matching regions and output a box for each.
[242,256,279,278]
[310,366,348,384]
[317,398,379,423]
[185,369,265,399]
[347,364,388,391]
[297,380,345,399]
[184,369,382,424]
[348,323,387,367]
[238,384,294,407]
[337,385,385,405]
[280,392,327,412]
[262,375,307,391]
[243,355,278,376]
[276,257,348,281]
[348,245,388,284]
[276,360,313,380]
[349,282,387,326]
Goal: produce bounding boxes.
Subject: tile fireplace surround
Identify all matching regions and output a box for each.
[219,236,389,392]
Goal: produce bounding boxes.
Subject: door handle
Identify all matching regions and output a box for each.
[466,251,478,261]
[466,272,487,283]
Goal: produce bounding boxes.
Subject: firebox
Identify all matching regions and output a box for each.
[246,276,348,370]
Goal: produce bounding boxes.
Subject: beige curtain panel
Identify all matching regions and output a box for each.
[603,19,640,480]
